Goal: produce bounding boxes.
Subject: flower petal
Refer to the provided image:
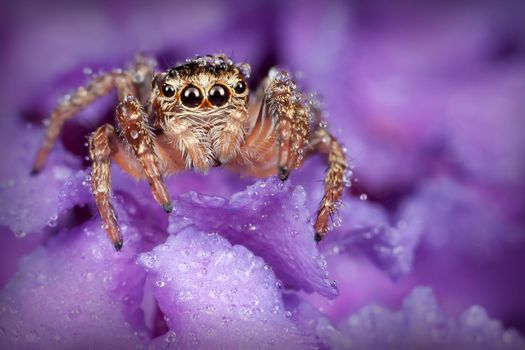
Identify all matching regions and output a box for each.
[139,228,315,349]
[0,121,80,236]
[321,197,420,279]
[399,177,524,255]
[339,287,525,350]
[167,177,337,298]
[0,219,150,349]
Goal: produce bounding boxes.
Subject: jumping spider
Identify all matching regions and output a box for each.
[32,54,348,251]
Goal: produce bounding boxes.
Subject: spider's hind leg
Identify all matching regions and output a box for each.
[239,68,348,242]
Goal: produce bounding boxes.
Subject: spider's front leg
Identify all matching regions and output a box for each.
[89,124,124,250]
[241,69,348,242]
[32,55,156,173]
[267,71,310,180]
[89,96,171,250]
[115,96,172,212]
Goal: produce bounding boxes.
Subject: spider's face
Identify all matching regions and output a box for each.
[153,55,250,116]
[152,55,252,170]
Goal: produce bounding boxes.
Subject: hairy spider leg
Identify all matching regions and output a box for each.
[88,124,124,250]
[233,69,347,242]
[32,55,155,173]
[309,128,348,242]
[264,71,309,180]
[236,71,310,179]
[115,96,171,213]
[89,96,172,251]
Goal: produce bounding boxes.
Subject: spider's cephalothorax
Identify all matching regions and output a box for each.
[32,54,348,251]
[152,55,251,172]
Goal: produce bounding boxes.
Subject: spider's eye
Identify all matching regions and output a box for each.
[162,84,175,97]
[180,85,203,108]
[208,84,230,107]
[234,81,247,94]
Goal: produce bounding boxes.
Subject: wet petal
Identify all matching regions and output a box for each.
[283,293,351,349]
[167,177,337,298]
[0,218,150,349]
[0,121,80,236]
[139,228,315,349]
[339,287,525,350]
[322,198,420,279]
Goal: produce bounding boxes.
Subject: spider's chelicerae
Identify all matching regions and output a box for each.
[33,54,348,251]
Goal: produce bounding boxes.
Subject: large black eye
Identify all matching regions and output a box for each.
[162,84,175,97]
[180,85,203,108]
[234,81,247,94]
[208,84,230,107]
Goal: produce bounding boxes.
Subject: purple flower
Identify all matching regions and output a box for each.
[1,0,525,348]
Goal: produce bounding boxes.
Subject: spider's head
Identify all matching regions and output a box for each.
[152,54,252,170]
[153,54,250,115]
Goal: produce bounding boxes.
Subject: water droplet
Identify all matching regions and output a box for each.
[132,71,144,83]
[165,330,177,343]
[85,272,94,281]
[156,280,165,288]
[139,253,160,268]
[221,316,233,326]
[332,215,342,228]
[130,130,139,139]
[360,194,368,201]
[77,87,87,97]
[47,214,58,227]
[15,231,27,239]
[68,305,82,319]
[319,120,328,128]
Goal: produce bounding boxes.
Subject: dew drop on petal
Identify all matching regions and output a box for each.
[14,231,27,239]
[156,280,165,288]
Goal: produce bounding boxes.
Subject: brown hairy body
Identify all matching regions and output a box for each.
[33,54,348,251]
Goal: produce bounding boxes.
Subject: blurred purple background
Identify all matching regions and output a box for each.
[1,0,525,347]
